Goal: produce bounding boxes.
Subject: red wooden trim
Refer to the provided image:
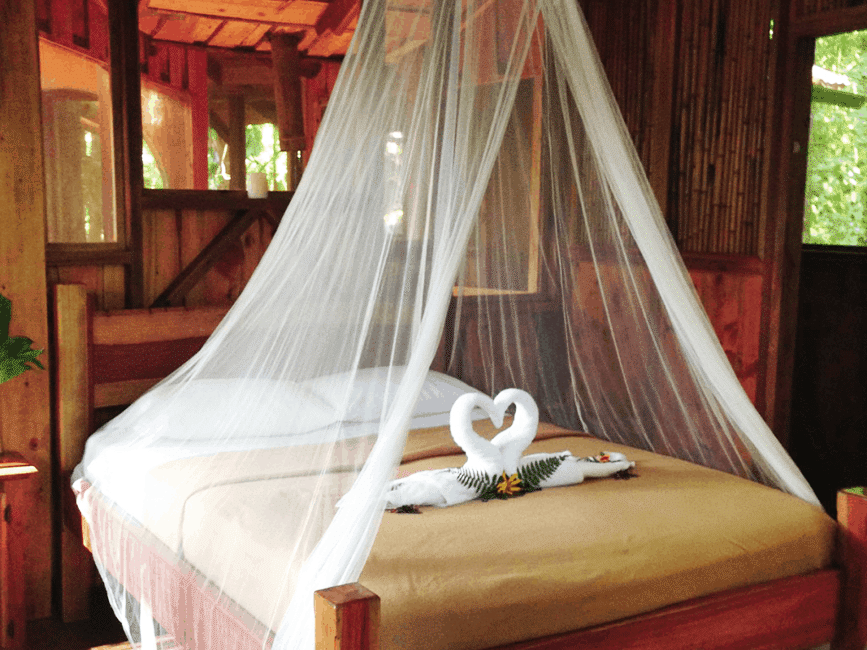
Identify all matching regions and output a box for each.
[315,584,380,650]
[496,571,839,650]
[91,337,208,384]
[834,488,867,650]
[681,253,764,276]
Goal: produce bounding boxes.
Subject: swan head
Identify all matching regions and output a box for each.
[450,392,504,430]
[493,388,539,423]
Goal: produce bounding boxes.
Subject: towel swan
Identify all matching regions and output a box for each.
[384,392,504,509]
[491,388,538,474]
[490,389,635,488]
[384,389,635,509]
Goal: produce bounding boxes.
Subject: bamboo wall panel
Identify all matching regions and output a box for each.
[581,0,658,173]
[143,208,275,307]
[669,0,774,256]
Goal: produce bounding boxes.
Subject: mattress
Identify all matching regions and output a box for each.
[81,420,836,650]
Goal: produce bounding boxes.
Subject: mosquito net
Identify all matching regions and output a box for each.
[74,0,819,648]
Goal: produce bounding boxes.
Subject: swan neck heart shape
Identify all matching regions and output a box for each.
[449,389,540,476]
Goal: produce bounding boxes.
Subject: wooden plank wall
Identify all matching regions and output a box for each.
[142,208,276,307]
[0,0,53,621]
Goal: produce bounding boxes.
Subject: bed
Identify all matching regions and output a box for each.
[52,283,867,650]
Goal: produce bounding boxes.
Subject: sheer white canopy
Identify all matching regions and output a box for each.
[75,0,818,647]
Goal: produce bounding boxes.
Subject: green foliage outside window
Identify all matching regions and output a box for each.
[805,30,867,246]
[143,123,290,191]
[207,123,289,191]
[243,123,289,191]
[142,140,165,189]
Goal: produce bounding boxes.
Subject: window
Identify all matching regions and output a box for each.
[140,46,295,192]
[40,39,118,243]
[804,29,867,247]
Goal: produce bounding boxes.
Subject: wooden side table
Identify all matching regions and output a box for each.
[0,453,37,650]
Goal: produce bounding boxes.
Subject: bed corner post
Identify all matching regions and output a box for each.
[834,488,867,650]
[314,583,380,650]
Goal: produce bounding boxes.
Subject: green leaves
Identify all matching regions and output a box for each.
[806,30,867,247]
[0,294,45,385]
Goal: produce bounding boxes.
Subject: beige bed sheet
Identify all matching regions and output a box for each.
[140,422,834,649]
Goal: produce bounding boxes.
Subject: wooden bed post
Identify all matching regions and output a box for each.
[834,488,867,650]
[314,583,379,650]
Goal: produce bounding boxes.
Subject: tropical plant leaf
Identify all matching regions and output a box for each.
[517,455,567,491]
[0,294,45,385]
[0,294,10,343]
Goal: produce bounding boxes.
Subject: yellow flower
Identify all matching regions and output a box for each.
[496,472,523,496]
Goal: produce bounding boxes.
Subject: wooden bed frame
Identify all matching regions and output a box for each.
[52,283,867,650]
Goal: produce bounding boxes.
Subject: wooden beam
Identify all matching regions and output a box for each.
[314,583,380,650]
[189,48,210,190]
[141,188,293,211]
[792,4,867,38]
[150,209,264,307]
[315,0,359,37]
[270,32,309,152]
[109,0,145,307]
[93,306,227,345]
[0,0,53,621]
[51,286,96,623]
[227,94,246,191]
[761,24,814,443]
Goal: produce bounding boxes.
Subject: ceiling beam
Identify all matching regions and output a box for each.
[315,0,358,36]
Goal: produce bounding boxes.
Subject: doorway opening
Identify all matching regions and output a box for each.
[790,29,867,514]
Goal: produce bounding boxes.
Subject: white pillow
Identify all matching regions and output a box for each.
[302,367,483,425]
[129,378,338,440]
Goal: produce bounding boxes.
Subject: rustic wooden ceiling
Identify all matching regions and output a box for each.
[138,0,360,57]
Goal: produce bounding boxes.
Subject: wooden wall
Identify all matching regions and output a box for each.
[1,0,53,622]
[579,0,775,411]
[14,0,867,623]
[142,206,275,307]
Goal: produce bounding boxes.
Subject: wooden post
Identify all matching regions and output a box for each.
[52,285,96,622]
[0,0,53,620]
[270,33,308,154]
[228,95,246,191]
[188,48,210,190]
[314,583,380,650]
[108,0,144,306]
[833,488,867,650]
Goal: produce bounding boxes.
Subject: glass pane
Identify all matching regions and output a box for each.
[805,30,867,247]
[141,47,293,192]
[40,38,117,243]
[142,83,195,189]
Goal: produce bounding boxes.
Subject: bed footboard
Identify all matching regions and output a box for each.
[834,487,867,650]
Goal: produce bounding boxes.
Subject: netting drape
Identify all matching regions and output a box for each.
[75,0,819,647]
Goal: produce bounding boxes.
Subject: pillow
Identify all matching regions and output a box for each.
[301,367,483,425]
[128,378,338,440]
